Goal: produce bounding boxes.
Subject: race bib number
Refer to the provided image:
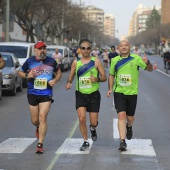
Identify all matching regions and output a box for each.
[119,74,131,86]
[34,78,47,89]
[55,59,60,64]
[79,77,92,89]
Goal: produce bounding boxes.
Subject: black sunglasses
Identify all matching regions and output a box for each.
[81,46,91,50]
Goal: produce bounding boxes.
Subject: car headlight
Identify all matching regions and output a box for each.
[3,74,13,79]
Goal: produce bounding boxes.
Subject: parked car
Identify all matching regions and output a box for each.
[0,70,2,101]
[46,45,71,71]
[145,49,155,55]
[0,42,34,87]
[1,52,22,96]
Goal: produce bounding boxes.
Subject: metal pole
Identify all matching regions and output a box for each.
[5,0,10,42]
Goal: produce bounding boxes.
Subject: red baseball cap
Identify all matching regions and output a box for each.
[34,41,47,49]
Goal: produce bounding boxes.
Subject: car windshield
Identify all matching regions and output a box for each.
[2,55,14,67]
[46,48,63,55]
[0,46,28,58]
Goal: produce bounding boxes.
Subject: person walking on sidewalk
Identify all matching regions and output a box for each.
[18,41,62,154]
[107,40,153,152]
[65,39,107,151]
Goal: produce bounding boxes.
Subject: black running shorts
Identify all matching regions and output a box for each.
[75,90,101,112]
[114,92,137,116]
[27,94,53,106]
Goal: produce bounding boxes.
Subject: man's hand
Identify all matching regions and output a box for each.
[89,75,98,83]
[65,82,72,90]
[48,79,56,87]
[107,90,113,98]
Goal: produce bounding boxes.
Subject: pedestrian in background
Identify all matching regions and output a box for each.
[108,46,119,65]
[65,39,107,151]
[107,40,153,152]
[18,41,62,154]
[52,48,64,64]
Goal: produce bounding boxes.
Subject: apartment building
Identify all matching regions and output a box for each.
[104,14,115,38]
[83,6,104,32]
[161,0,170,25]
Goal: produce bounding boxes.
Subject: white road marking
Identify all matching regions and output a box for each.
[156,69,170,77]
[122,139,156,156]
[113,119,119,139]
[56,138,93,154]
[0,138,36,153]
[113,119,156,156]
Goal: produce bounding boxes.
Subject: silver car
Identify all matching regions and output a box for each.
[1,52,22,96]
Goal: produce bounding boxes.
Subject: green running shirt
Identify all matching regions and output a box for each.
[76,57,99,94]
[109,54,147,95]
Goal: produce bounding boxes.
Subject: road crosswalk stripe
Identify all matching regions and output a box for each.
[0,138,36,153]
[56,138,93,154]
[113,119,156,156]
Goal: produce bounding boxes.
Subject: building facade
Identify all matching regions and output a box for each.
[83,6,104,32]
[128,4,161,37]
[104,14,115,38]
[161,0,170,25]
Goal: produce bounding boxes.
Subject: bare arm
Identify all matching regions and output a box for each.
[65,60,76,90]
[48,69,62,87]
[0,57,5,69]
[93,57,107,82]
[107,74,114,97]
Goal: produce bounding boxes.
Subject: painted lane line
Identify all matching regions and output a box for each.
[56,138,93,154]
[156,69,170,77]
[46,119,79,170]
[0,138,36,153]
[122,139,156,156]
[113,118,119,139]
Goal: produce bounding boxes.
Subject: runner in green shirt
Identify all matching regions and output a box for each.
[66,39,107,151]
[107,40,153,152]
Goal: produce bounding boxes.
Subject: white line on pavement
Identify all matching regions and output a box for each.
[113,119,156,156]
[113,118,119,139]
[122,139,156,156]
[0,138,36,153]
[156,69,170,77]
[56,138,93,154]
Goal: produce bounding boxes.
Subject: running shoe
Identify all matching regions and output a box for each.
[126,124,133,140]
[80,141,90,151]
[36,143,44,154]
[119,139,127,152]
[35,126,39,139]
[90,125,97,141]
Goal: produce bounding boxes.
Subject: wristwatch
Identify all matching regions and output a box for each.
[25,73,28,78]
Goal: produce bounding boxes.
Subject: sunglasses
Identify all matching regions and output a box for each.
[81,46,91,50]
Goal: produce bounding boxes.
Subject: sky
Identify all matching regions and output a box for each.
[73,0,161,39]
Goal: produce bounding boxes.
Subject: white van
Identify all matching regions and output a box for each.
[0,42,35,87]
[0,42,34,66]
[46,45,71,71]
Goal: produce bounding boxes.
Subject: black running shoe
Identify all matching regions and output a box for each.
[80,141,90,151]
[90,125,97,141]
[119,139,127,152]
[36,143,44,154]
[126,124,133,140]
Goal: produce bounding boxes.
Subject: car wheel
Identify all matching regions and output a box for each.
[17,80,23,92]
[10,84,16,96]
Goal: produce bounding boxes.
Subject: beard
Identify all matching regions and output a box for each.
[38,52,46,60]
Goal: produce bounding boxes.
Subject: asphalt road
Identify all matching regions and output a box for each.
[0,54,170,170]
